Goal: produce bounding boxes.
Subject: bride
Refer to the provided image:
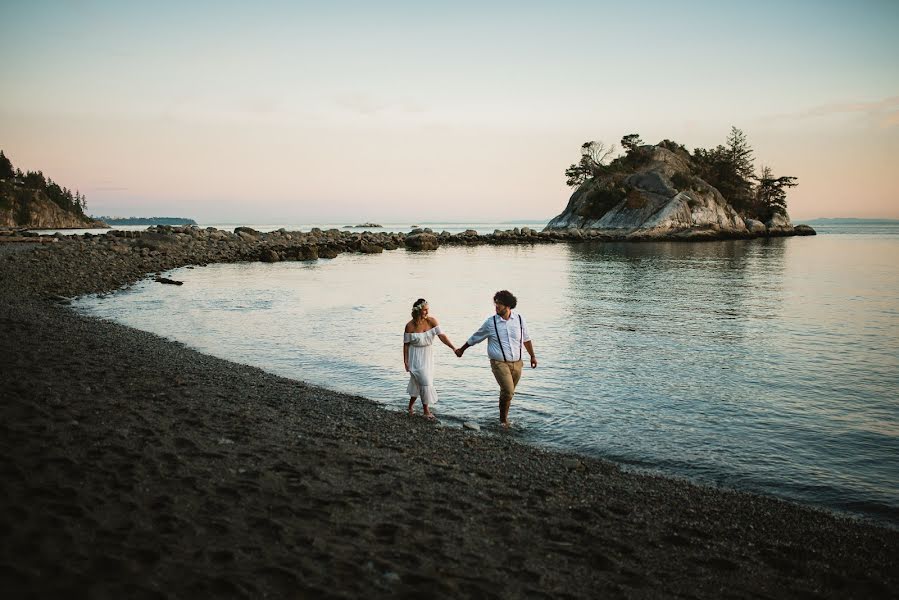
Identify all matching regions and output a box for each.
[403,298,456,419]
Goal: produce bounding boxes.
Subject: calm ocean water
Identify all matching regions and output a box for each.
[30,221,548,236]
[74,222,899,527]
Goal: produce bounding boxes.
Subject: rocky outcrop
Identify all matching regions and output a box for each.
[1,221,820,299]
[545,146,813,239]
[0,186,107,229]
[346,223,382,229]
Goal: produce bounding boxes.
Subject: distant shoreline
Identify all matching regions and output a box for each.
[801,217,899,225]
[96,216,198,226]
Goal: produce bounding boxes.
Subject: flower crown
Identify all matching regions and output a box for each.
[412,300,427,313]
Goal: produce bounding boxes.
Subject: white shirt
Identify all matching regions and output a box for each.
[467,310,531,362]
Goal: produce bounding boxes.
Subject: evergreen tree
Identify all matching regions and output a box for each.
[692,127,756,214]
[23,170,47,189]
[0,150,14,179]
[620,134,643,155]
[755,165,797,220]
[726,126,755,183]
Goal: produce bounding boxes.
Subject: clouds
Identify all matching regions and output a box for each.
[805,96,899,129]
[771,95,899,129]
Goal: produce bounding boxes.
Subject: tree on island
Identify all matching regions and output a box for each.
[562,128,798,222]
[754,166,797,221]
[564,141,617,187]
[620,133,643,154]
[690,127,756,214]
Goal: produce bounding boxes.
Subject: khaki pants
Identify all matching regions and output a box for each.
[490,359,523,422]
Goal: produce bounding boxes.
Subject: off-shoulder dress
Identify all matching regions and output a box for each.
[404,326,442,406]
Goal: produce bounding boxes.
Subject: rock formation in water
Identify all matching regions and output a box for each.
[545,144,813,240]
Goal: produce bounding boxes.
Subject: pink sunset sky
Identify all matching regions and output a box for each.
[2,1,897,223]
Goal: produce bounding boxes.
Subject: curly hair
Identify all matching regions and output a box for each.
[493,290,517,309]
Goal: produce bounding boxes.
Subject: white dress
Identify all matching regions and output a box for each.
[405,326,442,406]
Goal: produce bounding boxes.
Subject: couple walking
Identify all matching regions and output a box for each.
[402,290,537,427]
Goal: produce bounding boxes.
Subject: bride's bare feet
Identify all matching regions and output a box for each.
[408,397,416,415]
[423,408,436,420]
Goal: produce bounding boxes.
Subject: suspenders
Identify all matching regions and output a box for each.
[492,314,523,362]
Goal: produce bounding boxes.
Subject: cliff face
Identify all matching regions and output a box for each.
[0,186,107,229]
[545,146,793,238]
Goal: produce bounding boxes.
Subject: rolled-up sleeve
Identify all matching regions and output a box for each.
[520,314,531,343]
[466,317,492,346]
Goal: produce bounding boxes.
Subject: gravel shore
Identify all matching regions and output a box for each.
[1,231,895,599]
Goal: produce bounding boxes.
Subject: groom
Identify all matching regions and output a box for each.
[455,290,537,427]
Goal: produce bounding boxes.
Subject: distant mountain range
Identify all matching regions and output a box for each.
[801,218,899,225]
[95,216,198,226]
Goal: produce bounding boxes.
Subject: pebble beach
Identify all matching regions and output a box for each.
[1,229,896,599]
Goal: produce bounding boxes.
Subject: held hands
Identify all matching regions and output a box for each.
[454,347,465,358]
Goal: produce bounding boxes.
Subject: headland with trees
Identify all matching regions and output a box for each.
[0,150,106,229]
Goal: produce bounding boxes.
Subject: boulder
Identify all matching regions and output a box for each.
[260,249,281,262]
[745,219,766,235]
[405,233,439,251]
[765,212,793,233]
[359,242,384,254]
[624,170,678,198]
[234,226,260,237]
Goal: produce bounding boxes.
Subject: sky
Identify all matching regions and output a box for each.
[2,0,898,222]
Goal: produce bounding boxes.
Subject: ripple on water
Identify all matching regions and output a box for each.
[75,232,899,526]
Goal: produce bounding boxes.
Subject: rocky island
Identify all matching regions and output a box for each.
[345,222,383,229]
[545,130,815,240]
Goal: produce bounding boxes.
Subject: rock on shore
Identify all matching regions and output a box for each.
[0,224,627,298]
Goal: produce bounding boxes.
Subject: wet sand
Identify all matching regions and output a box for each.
[1,240,896,598]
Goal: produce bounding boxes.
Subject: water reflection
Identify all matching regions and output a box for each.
[75,235,899,525]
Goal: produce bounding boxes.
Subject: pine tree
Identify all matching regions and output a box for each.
[756,165,797,220]
[620,134,643,155]
[726,126,755,183]
[0,150,14,179]
[692,127,757,214]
